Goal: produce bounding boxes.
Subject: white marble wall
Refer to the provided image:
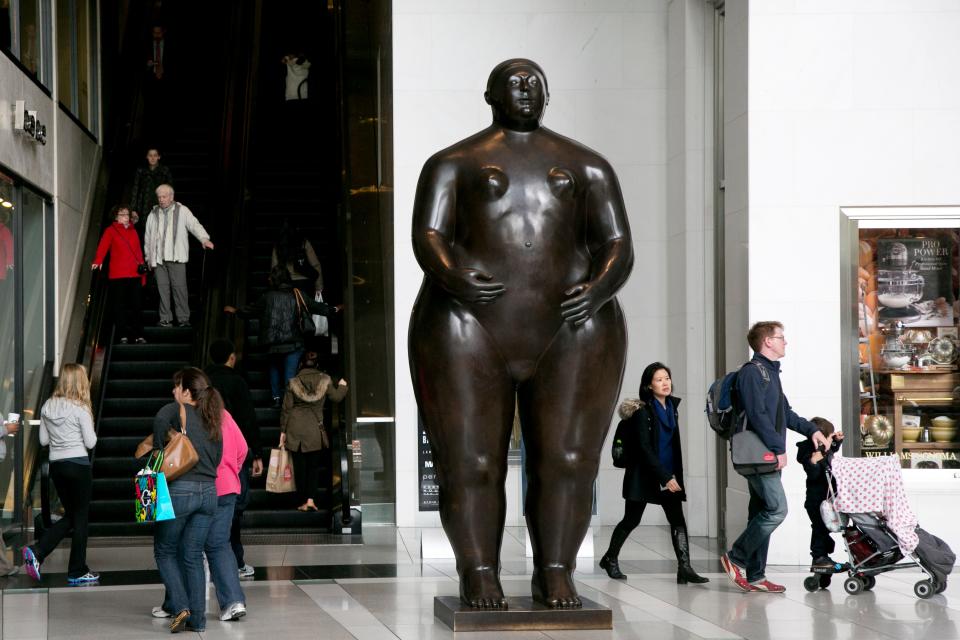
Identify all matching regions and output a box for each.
[393,0,676,528]
[0,56,56,194]
[746,0,960,564]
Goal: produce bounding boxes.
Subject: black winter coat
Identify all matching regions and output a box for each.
[238,284,333,354]
[205,363,261,457]
[614,396,686,504]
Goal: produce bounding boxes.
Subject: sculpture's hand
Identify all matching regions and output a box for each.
[443,268,506,304]
[560,282,602,325]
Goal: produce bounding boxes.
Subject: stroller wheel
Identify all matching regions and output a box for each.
[819,574,833,589]
[844,577,864,595]
[862,575,876,591]
[804,576,820,592]
[914,580,935,599]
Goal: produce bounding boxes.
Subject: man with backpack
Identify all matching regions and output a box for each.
[720,321,829,593]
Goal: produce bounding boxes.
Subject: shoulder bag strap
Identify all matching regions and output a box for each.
[179,403,188,435]
[293,288,307,313]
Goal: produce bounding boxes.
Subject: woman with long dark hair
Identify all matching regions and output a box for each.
[151,367,224,632]
[598,362,708,585]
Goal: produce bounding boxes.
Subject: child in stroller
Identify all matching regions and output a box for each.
[801,443,955,598]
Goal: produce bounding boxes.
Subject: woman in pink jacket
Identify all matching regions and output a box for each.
[208,410,248,621]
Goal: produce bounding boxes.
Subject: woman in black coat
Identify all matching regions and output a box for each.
[599,361,708,584]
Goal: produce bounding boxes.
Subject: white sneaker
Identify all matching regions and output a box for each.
[151,606,171,618]
[219,601,247,621]
[238,564,255,577]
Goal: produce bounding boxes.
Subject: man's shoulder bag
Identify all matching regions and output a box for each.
[730,372,782,476]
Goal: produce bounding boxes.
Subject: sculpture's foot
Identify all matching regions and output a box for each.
[459,567,507,609]
[531,565,582,609]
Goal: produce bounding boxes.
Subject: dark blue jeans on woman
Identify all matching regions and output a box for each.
[269,349,303,400]
[154,480,217,629]
[205,493,245,610]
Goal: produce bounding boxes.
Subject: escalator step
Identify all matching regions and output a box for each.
[106,379,175,398]
[99,416,155,435]
[112,343,192,361]
[102,397,173,417]
[94,436,145,457]
[108,361,190,378]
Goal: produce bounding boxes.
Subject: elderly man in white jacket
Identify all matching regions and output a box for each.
[143,184,214,327]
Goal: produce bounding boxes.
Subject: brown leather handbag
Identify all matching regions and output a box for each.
[134,404,199,482]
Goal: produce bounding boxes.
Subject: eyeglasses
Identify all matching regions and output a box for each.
[769,335,786,341]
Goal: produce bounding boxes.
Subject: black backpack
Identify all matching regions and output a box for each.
[705,361,769,439]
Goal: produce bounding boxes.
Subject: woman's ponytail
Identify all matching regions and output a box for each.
[175,367,223,441]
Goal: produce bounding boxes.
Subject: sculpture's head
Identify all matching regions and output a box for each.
[485,58,549,132]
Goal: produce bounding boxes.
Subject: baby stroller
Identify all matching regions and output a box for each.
[803,454,955,599]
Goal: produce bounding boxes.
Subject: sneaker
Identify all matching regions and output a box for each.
[179,321,191,327]
[151,606,171,618]
[219,601,247,621]
[169,610,190,633]
[158,320,173,327]
[812,555,837,568]
[135,337,147,344]
[22,547,40,582]
[238,564,255,577]
[750,578,786,593]
[67,571,100,585]
[720,553,753,592]
[119,337,129,344]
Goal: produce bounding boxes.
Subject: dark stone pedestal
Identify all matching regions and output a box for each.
[434,596,613,632]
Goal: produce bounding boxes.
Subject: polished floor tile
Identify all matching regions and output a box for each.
[1,525,958,639]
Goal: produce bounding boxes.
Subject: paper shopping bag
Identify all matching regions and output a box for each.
[266,446,296,493]
[154,471,176,522]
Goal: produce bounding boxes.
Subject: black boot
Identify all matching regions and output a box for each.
[600,527,629,579]
[672,526,709,584]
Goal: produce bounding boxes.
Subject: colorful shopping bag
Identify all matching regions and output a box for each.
[265,446,296,493]
[135,451,175,522]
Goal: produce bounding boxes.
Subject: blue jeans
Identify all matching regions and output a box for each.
[270,349,303,399]
[154,481,217,629]
[206,493,245,609]
[728,471,788,582]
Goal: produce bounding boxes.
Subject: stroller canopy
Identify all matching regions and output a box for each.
[831,455,919,554]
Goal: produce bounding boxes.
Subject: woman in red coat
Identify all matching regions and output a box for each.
[92,205,147,344]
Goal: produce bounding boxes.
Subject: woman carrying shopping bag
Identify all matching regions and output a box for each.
[280,352,347,512]
[151,368,223,632]
[22,364,99,585]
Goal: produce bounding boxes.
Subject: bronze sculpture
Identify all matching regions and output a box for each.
[409,59,633,609]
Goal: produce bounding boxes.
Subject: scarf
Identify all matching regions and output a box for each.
[652,397,676,476]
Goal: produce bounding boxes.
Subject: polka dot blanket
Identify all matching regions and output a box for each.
[830,454,919,554]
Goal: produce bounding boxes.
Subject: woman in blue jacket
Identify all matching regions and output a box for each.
[599,361,708,584]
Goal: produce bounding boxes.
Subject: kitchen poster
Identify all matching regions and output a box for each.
[877,237,954,328]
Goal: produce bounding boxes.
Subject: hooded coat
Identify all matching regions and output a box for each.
[39,397,97,462]
[280,368,348,452]
[614,396,686,504]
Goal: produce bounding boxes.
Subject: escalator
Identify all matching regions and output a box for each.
[70,0,359,539]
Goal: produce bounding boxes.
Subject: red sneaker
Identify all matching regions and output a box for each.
[720,554,753,592]
[750,579,786,593]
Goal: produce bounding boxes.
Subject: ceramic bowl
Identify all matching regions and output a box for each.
[901,426,921,442]
[932,416,957,428]
[931,426,957,443]
[882,352,912,368]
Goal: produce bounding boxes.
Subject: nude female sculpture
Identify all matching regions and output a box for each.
[409,59,633,609]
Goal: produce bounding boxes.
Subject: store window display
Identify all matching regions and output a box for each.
[856,226,960,469]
